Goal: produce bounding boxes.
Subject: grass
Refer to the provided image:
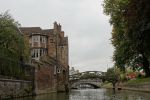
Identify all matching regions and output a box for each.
[101,77,150,89]
[101,82,112,88]
[126,77,150,84]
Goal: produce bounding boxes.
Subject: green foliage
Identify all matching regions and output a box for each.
[101,82,112,88]
[0,11,28,78]
[103,0,150,77]
[105,67,120,85]
[80,72,99,79]
[120,73,127,82]
[103,0,132,71]
[0,12,21,57]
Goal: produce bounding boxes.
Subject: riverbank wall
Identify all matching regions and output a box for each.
[102,82,150,92]
[0,78,33,99]
[120,82,150,92]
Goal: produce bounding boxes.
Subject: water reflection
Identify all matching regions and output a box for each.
[16,93,69,100]
[105,89,150,100]
[70,89,107,100]
[17,89,150,100]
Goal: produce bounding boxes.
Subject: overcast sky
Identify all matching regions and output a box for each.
[0,0,114,72]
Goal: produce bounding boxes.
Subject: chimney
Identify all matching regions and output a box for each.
[54,21,58,34]
[58,24,61,31]
[54,21,57,29]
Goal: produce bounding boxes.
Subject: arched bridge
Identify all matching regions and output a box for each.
[69,71,106,89]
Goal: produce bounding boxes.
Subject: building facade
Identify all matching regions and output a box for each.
[69,67,80,75]
[19,22,69,93]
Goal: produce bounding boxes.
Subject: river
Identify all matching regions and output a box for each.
[17,89,150,100]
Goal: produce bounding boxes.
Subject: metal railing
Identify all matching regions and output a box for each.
[0,51,34,80]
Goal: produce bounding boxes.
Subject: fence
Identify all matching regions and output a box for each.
[0,48,34,80]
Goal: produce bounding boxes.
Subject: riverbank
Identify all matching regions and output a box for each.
[102,78,150,93]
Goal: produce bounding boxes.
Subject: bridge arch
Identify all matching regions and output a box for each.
[71,82,101,89]
[69,71,105,89]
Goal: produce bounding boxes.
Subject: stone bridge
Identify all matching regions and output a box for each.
[69,71,105,89]
[71,79,102,89]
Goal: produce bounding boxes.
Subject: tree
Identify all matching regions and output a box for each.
[103,0,132,71]
[105,67,120,88]
[124,0,150,77]
[103,0,150,77]
[0,11,28,78]
[80,72,99,79]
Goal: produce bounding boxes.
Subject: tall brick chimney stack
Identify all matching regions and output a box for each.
[54,21,58,34]
[58,24,61,32]
[54,21,57,28]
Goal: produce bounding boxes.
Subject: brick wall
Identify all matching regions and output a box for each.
[33,61,57,94]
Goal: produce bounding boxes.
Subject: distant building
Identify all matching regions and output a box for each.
[69,67,80,75]
[20,22,69,93]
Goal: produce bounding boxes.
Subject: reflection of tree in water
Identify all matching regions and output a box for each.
[105,89,147,100]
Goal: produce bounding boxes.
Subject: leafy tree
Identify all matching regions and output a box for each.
[105,67,120,88]
[103,0,150,77]
[103,0,132,71]
[0,11,28,78]
[124,0,150,77]
[80,72,99,79]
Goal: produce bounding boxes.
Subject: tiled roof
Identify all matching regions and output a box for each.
[19,27,54,36]
[42,29,53,35]
[42,29,53,33]
[19,27,42,33]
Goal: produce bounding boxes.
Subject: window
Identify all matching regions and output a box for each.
[31,49,35,58]
[33,37,35,41]
[36,50,38,57]
[40,49,42,56]
[57,69,61,73]
[32,36,38,42]
[32,52,35,58]
[50,39,53,43]
[43,37,45,42]
[40,36,42,42]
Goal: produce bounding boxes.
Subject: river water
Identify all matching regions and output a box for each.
[17,89,150,100]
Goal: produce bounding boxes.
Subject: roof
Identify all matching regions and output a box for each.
[19,27,54,36]
[19,27,42,33]
[42,29,53,33]
[42,29,53,35]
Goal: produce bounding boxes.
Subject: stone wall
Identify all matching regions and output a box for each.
[121,82,150,92]
[0,78,33,99]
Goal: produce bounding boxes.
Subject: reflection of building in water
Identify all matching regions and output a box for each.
[69,67,79,75]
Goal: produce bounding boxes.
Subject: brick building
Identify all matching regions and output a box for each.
[19,22,69,93]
